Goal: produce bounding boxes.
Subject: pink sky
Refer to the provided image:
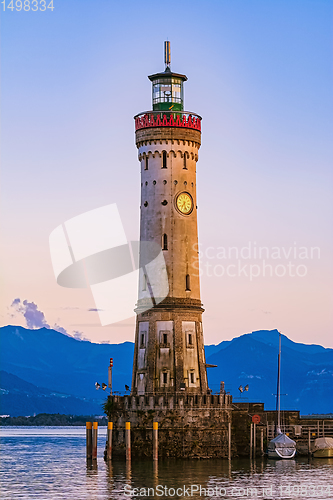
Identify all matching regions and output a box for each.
[1,0,332,347]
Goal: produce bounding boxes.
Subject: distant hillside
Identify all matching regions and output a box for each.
[0,325,134,400]
[206,331,333,414]
[0,371,104,416]
[0,325,332,416]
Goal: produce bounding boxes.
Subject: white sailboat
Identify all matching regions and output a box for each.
[313,437,333,458]
[267,331,296,459]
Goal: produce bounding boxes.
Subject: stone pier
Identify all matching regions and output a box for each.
[106,393,233,459]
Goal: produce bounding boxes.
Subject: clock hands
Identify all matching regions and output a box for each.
[176,193,192,214]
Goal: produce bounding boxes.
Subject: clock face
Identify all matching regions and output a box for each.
[176,192,193,215]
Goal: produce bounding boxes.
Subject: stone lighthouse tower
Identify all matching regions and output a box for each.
[131,42,208,396]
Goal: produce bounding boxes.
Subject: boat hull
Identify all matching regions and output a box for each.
[267,448,296,459]
[313,449,333,458]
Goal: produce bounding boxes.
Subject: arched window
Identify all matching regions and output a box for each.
[183,154,187,169]
[162,233,168,250]
[162,151,167,168]
[145,156,149,170]
[186,274,191,291]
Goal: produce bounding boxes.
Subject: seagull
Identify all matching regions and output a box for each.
[95,382,100,390]
[102,383,107,390]
[125,385,130,392]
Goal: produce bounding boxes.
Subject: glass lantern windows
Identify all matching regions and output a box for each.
[152,78,184,110]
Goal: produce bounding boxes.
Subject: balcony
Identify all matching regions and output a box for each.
[134,110,202,132]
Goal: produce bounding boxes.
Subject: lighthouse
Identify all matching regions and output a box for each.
[131,42,208,396]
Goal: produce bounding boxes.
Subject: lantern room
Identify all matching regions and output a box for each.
[148,41,187,112]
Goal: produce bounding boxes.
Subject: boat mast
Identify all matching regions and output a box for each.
[276,331,282,434]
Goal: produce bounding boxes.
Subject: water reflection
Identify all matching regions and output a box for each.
[0,428,332,500]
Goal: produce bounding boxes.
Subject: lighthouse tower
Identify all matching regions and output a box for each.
[131,43,208,396]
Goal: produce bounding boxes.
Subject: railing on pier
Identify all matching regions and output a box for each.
[266,422,333,440]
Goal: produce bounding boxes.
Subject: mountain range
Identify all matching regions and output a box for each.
[0,325,332,416]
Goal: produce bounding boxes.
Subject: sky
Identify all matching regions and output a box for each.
[1,0,332,347]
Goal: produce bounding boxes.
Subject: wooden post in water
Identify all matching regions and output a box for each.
[228,421,232,460]
[86,422,92,460]
[260,428,264,456]
[107,422,113,460]
[253,423,256,458]
[308,429,311,455]
[126,422,131,461]
[250,423,253,458]
[92,422,98,460]
[153,421,158,461]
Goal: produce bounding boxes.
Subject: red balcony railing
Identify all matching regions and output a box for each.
[134,111,202,132]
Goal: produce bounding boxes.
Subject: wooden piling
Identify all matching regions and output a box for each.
[153,421,158,461]
[228,421,232,460]
[86,422,92,460]
[308,429,311,455]
[92,422,98,460]
[253,423,256,458]
[260,428,264,456]
[107,422,113,460]
[250,423,253,458]
[125,422,131,461]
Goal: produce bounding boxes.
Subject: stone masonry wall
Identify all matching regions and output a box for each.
[108,394,233,459]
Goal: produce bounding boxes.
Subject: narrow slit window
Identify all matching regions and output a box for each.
[163,333,168,344]
[140,333,145,347]
[162,151,167,168]
[162,233,168,250]
[145,156,149,170]
[163,372,168,384]
[188,333,193,345]
[183,154,187,169]
[186,274,191,291]
[190,372,195,384]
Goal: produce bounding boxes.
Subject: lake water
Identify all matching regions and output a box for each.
[0,427,332,499]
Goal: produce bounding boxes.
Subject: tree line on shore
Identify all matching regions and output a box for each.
[0,413,109,426]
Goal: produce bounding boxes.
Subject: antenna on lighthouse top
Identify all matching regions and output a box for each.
[164,41,171,70]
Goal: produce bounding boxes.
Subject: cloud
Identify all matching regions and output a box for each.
[53,323,69,336]
[72,330,89,341]
[10,298,93,341]
[11,298,50,329]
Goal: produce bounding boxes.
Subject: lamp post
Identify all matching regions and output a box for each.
[108,358,113,395]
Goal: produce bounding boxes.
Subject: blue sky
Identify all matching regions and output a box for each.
[1,0,332,346]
